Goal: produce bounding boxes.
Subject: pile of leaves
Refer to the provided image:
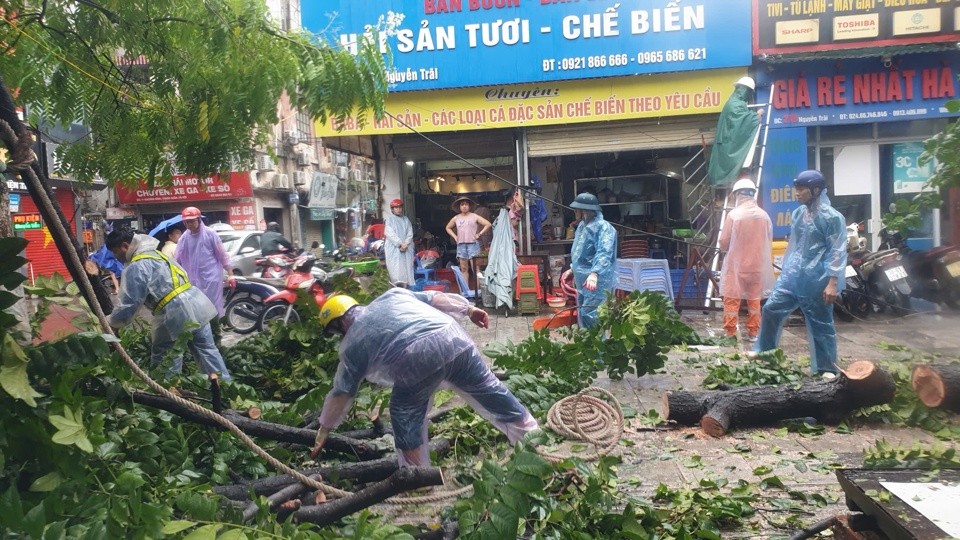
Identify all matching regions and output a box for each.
[702,349,808,390]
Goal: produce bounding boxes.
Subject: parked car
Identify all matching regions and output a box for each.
[217,230,263,276]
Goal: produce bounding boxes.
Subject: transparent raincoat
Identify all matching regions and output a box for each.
[317,288,537,466]
[384,213,414,285]
[570,211,617,328]
[719,195,775,300]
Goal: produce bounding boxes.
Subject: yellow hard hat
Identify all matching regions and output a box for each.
[319,295,359,327]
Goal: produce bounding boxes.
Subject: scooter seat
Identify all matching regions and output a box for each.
[861,248,899,263]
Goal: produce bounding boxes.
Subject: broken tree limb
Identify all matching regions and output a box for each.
[293,467,444,526]
[213,438,451,501]
[242,474,322,522]
[127,390,383,459]
[663,360,896,437]
[912,364,960,412]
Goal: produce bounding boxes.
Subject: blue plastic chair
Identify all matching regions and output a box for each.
[450,266,478,299]
[414,256,435,283]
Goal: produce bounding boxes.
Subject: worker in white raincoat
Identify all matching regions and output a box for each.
[309,290,538,466]
[718,178,774,342]
[564,193,617,329]
[384,199,414,286]
[107,230,231,380]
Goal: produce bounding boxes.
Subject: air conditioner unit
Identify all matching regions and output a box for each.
[292,171,308,186]
[336,166,349,180]
[273,173,290,190]
[256,154,274,171]
[283,129,299,145]
[296,150,310,166]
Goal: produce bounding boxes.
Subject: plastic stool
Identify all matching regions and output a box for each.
[414,256,435,283]
[514,264,543,300]
[648,249,666,259]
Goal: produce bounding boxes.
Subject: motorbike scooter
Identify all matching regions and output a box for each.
[257,253,355,331]
[881,229,960,310]
[834,223,872,321]
[221,276,281,335]
[857,231,912,315]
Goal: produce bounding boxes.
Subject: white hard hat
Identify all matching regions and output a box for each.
[732,178,757,193]
[735,76,755,90]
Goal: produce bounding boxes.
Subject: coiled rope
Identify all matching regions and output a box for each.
[385,386,625,505]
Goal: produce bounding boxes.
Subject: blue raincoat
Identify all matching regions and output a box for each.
[755,191,847,374]
[316,288,537,466]
[570,211,617,328]
[109,235,230,379]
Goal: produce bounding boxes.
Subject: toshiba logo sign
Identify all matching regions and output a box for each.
[775,19,819,45]
[834,14,879,41]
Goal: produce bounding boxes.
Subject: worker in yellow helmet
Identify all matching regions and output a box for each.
[310,289,539,466]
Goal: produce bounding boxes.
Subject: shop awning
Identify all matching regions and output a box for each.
[526,115,717,158]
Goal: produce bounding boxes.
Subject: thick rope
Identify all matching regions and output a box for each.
[1,120,347,498]
[385,386,625,505]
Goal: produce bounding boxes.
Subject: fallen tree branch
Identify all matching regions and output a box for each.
[242,474,322,522]
[214,439,451,501]
[663,360,896,437]
[294,467,444,526]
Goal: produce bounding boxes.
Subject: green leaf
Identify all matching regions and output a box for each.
[182,523,221,540]
[0,334,44,407]
[48,406,94,452]
[28,472,62,492]
[216,530,248,540]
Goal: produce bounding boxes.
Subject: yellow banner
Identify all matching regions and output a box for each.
[316,68,746,136]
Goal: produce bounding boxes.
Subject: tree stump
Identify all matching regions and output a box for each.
[912,364,960,412]
[663,360,896,437]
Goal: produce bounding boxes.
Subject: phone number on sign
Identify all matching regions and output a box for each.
[545,48,707,71]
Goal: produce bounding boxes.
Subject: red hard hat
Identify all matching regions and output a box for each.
[390,199,404,207]
[181,206,201,220]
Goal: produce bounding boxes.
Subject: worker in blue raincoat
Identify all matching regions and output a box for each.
[564,193,618,329]
[754,170,847,378]
[106,229,231,380]
[309,290,538,466]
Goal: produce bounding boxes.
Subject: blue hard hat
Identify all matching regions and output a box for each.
[570,192,601,212]
[794,170,826,190]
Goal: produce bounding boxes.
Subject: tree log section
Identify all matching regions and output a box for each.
[663,360,895,437]
[128,390,382,459]
[294,467,444,526]
[912,364,960,412]
[241,474,322,522]
[214,438,451,500]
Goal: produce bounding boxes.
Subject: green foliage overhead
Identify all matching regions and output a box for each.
[0,0,389,184]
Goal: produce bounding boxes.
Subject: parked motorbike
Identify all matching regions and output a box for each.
[856,230,912,315]
[880,230,960,311]
[221,276,281,335]
[834,224,872,321]
[253,249,328,280]
[257,253,355,331]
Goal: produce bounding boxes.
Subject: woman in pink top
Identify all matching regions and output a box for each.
[445,197,492,282]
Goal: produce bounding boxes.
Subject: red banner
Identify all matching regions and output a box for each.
[228,200,258,231]
[116,171,253,205]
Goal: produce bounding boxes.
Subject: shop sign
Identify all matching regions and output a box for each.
[315,68,742,136]
[308,173,339,208]
[303,0,751,93]
[753,0,960,55]
[309,207,335,220]
[757,52,960,128]
[12,212,43,231]
[759,126,808,239]
[9,193,19,212]
[105,207,137,220]
[116,171,253,205]
[892,142,935,194]
[228,200,258,230]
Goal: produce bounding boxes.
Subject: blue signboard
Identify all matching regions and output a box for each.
[9,193,20,213]
[759,127,807,239]
[302,0,752,92]
[757,52,960,127]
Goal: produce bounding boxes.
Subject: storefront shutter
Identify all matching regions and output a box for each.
[19,189,76,282]
[526,115,718,157]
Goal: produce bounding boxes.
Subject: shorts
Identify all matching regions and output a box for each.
[456,242,480,260]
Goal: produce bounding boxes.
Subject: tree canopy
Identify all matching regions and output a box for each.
[0,0,389,186]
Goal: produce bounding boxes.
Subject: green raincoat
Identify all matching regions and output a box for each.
[708,85,760,185]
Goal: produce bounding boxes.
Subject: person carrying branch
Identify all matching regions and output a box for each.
[309,289,539,466]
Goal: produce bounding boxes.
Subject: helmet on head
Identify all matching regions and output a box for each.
[390,199,404,208]
[794,170,826,191]
[731,178,757,195]
[570,192,601,212]
[319,295,359,328]
[735,76,755,90]
[181,206,201,220]
[267,221,281,232]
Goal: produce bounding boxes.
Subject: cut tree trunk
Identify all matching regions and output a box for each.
[663,360,896,437]
[241,473,322,522]
[293,467,444,526]
[912,364,960,412]
[213,438,451,501]
[128,390,383,459]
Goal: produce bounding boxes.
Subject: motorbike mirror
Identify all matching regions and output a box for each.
[239,246,256,255]
[311,241,320,249]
